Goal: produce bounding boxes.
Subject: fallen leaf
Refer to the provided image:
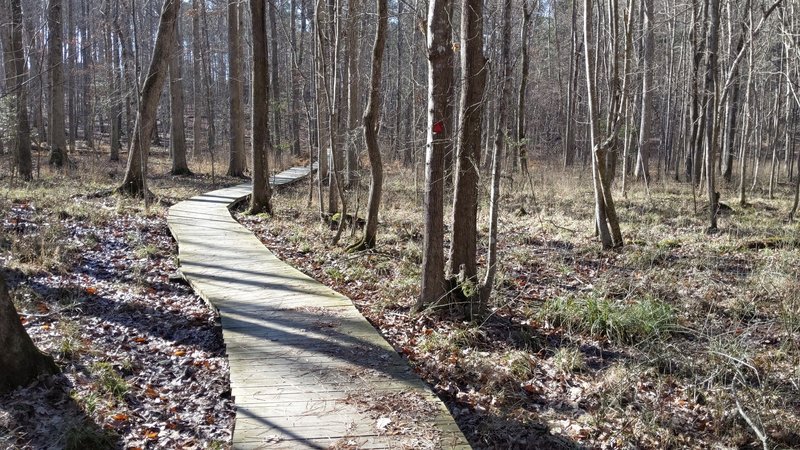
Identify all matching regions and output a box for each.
[112,413,129,421]
[144,386,158,398]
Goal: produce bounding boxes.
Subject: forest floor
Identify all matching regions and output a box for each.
[237,161,800,449]
[0,149,241,449]
[1,148,799,449]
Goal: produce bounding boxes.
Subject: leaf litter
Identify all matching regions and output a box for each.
[0,199,234,449]
[237,179,800,449]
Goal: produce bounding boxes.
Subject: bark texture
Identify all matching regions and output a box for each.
[348,0,387,251]
[250,0,275,214]
[48,0,68,168]
[191,0,203,158]
[1,0,33,179]
[227,0,246,177]
[169,17,191,175]
[415,0,454,311]
[0,274,58,395]
[117,0,180,197]
[584,0,623,249]
[480,0,513,308]
[449,0,487,283]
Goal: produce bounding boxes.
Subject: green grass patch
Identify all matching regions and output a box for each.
[539,294,676,344]
[91,362,128,400]
[65,422,117,450]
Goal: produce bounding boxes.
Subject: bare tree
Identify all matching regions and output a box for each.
[227,0,246,177]
[80,0,94,148]
[635,0,655,182]
[703,0,721,232]
[117,0,181,197]
[1,0,33,180]
[480,0,513,307]
[515,0,535,175]
[347,0,387,251]
[47,0,68,169]
[448,0,487,286]
[191,0,203,158]
[250,0,275,214]
[564,0,581,168]
[269,0,282,162]
[344,0,362,187]
[169,16,191,175]
[415,0,454,311]
[584,0,623,249]
[105,0,122,162]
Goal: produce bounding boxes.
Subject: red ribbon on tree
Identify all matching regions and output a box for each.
[432,121,444,134]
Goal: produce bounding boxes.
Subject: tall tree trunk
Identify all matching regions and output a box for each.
[113,10,135,140]
[721,34,744,181]
[48,0,68,168]
[704,0,720,231]
[269,0,282,165]
[584,0,623,249]
[635,0,655,181]
[117,0,181,197]
[345,0,361,186]
[227,0,246,177]
[0,274,58,395]
[347,0,387,252]
[289,0,302,156]
[325,0,349,242]
[1,0,32,180]
[251,0,275,214]
[739,6,754,206]
[81,0,94,148]
[316,0,346,219]
[192,0,203,158]
[169,16,190,175]
[448,0,487,284]
[516,0,533,175]
[480,0,512,309]
[767,74,783,199]
[106,0,122,162]
[313,0,330,190]
[564,0,579,167]
[23,14,45,144]
[393,0,403,162]
[415,0,453,311]
[686,0,704,184]
[200,1,216,156]
[67,0,77,150]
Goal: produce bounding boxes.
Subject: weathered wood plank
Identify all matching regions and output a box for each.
[167,164,470,449]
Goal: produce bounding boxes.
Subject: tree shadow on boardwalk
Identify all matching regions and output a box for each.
[168,172,580,448]
[180,257,581,449]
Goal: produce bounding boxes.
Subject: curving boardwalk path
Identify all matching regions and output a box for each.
[168,166,470,449]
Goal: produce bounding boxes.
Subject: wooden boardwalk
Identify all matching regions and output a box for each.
[168,166,470,449]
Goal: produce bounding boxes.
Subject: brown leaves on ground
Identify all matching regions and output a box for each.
[0,198,234,449]
[238,173,800,450]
